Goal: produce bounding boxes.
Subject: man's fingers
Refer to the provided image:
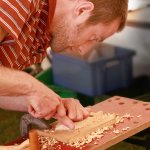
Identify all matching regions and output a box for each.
[55,100,66,118]
[82,107,91,119]
[64,99,77,121]
[54,101,75,129]
[55,116,75,129]
[28,97,61,119]
[44,111,56,120]
[28,105,36,117]
[75,101,91,121]
[62,98,90,121]
[75,101,84,121]
[44,101,66,120]
[28,105,46,118]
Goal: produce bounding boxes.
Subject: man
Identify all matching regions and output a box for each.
[0,0,128,129]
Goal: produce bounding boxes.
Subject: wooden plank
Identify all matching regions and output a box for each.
[5,96,150,150]
[44,96,150,150]
[36,111,117,143]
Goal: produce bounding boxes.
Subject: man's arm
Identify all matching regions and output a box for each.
[0,66,90,129]
[0,65,61,116]
[0,26,8,42]
[0,65,61,111]
[0,66,34,96]
[0,96,28,111]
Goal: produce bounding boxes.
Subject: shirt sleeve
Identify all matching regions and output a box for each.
[0,0,36,40]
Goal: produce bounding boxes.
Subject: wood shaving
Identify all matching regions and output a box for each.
[113,130,120,134]
[39,136,58,150]
[122,127,130,131]
[123,114,134,119]
[38,111,132,149]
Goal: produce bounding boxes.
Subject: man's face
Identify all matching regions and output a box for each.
[50,17,120,56]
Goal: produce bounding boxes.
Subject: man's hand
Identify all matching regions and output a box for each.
[53,98,91,129]
[0,66,91,129]
[27,82,61,119]
[27,82,91,129]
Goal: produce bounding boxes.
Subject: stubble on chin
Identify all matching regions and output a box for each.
[50,19,79,53]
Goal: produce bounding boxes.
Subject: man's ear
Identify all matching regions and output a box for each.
[73,1,94,21]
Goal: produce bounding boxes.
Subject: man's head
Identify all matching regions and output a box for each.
[50,0,128,55]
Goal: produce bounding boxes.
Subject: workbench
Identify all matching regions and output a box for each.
[5,96,150,150]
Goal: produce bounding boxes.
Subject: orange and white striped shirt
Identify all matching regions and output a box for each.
[0,0,56,70]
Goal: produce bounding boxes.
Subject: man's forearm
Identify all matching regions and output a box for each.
[0,66,34,96]
[0,96,27,111]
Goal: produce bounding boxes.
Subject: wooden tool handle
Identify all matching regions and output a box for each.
[29,130,40,150]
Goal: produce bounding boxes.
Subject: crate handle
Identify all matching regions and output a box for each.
[105,60,120,68]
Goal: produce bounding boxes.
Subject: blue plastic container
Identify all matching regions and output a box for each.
[52,44,135,96]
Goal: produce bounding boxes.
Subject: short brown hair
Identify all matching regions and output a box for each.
[86,0,128,31]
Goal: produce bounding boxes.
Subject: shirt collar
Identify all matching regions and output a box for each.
[46,0,57,32]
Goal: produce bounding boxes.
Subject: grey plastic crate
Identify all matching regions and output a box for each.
[52,44,135,96]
